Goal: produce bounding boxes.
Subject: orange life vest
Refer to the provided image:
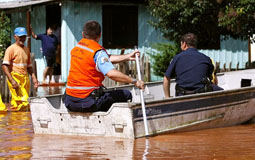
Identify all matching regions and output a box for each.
[66,38,106,98]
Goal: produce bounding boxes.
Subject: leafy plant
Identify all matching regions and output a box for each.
[147,43,180,77]
[147,0,255,46]
[0,11,11,60]
[218,0,255,42]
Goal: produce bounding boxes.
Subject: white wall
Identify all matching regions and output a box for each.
[251,35,255,62]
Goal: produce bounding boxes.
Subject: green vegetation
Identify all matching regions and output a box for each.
[218,0,255,42]
[0,12,11,60]
[147,43,180,77]
[147,0,255,45]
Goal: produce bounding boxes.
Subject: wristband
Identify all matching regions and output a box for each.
[131,78,137,84]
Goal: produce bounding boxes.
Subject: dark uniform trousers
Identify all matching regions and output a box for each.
[64,89,132,112]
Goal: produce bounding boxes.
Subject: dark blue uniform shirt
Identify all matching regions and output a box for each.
[37,34,58,56]
[165,48,214,90]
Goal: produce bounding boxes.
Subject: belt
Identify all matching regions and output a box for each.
[175,84,204,95]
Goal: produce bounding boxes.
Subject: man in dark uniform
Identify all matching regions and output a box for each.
[163,33,223,98]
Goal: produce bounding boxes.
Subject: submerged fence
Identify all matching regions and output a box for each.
[0,60,10,103]
[103,49,151,87]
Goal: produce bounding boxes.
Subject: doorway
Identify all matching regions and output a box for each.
[46,3,62,83]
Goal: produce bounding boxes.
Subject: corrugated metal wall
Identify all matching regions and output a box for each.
[61,1,102,82]
[138,5,166,47]
[31,6,46,81]
[201,37,248,69]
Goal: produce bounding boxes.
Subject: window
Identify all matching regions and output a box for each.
[103,5,138,49]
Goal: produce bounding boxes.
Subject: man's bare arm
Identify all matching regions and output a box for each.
[109,50,140,64]
[30,26,37,39]
[106,69,144,89]
[163,76,171,98]
[27,67,39,88]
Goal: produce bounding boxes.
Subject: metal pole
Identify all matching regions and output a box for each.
[135,46,149,136]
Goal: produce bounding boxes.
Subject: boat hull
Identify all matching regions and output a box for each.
[30,85,255,139]
[30,69,255,139]
[133,87,255,137]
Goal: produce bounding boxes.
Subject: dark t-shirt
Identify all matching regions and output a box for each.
[165,48,214,90]
[37,34,58,56]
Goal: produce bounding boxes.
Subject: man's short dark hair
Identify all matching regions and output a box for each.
[83,20,101,39]
[180,33,198,48]
[45,25,53,33]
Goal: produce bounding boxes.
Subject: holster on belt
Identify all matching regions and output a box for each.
[90,86,107,100]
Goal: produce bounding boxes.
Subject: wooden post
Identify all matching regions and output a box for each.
[30,53,36,96]
[0,61,9,102]
[141,54,144,81]
[145,56,151,82]
[3,73,9,102]
[119,49,126,86]
[26,9,31,52]
[0,61,2,99]
[216,62,220,73]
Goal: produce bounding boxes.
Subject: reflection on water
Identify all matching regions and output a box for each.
[35,86,66,97]
[0,112,32,159]
[0,111,255,159]
[135,125,255,160]
[31,135,134,159]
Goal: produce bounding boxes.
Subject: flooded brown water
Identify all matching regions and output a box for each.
[1,86,255,159]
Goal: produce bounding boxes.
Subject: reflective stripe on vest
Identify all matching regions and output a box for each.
[76,44,94,53]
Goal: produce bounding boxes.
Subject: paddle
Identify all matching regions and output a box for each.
[134,46,149,136]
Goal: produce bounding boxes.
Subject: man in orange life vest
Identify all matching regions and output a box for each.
[64,20,144,112]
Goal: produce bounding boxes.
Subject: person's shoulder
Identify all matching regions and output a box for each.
[198,50,209,57]
[7,43,15,48]
[197,50,212,61]
[36,33,45,38]
[6,43,16,50]
[4,43,16,55]
[23,46,30,53]
[95,49,108,56]
[175,50,186,57]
